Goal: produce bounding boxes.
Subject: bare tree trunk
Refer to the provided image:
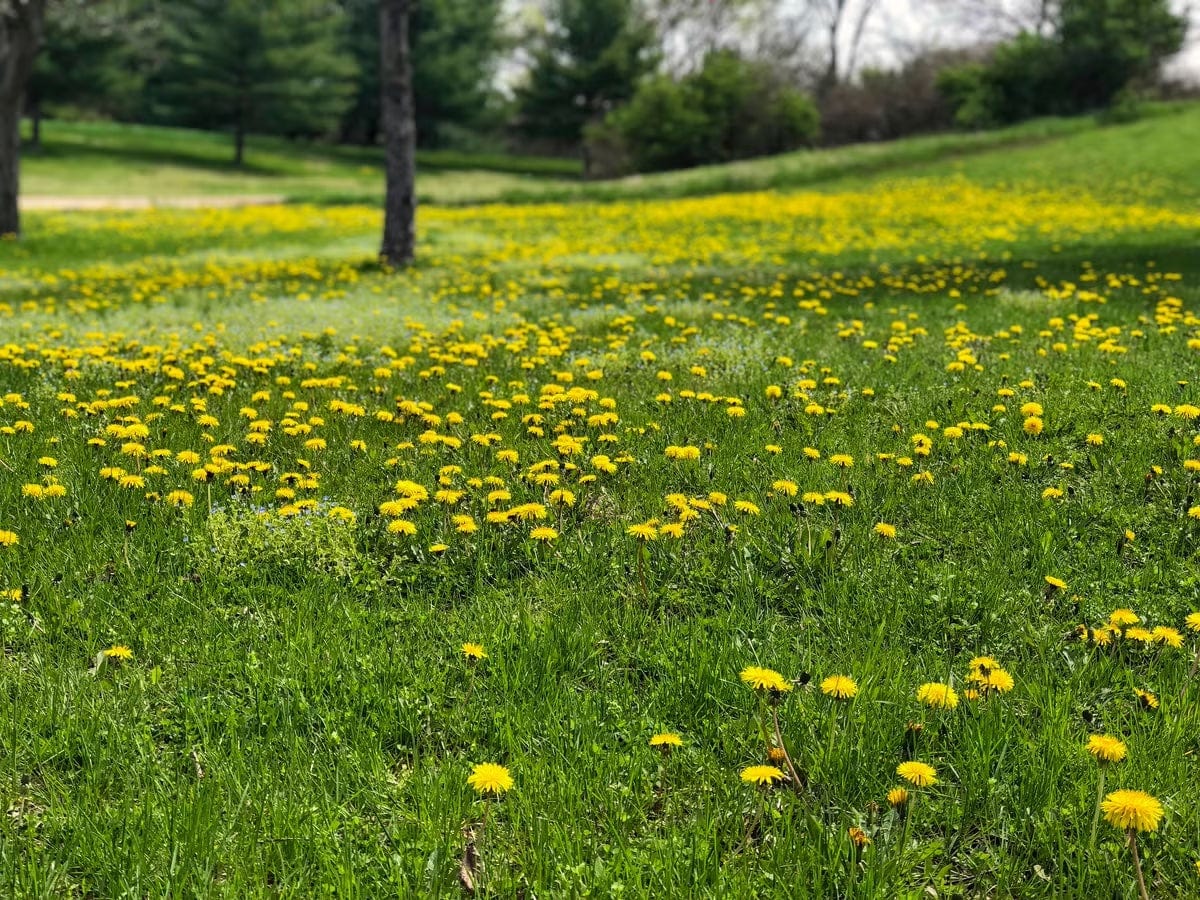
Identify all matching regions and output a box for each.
[0,0,46,237]
[234,118,245,167]
[379,0,416,267]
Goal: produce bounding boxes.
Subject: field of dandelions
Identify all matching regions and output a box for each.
[3,146,1200,897]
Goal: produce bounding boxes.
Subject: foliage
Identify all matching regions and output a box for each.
[337,0,504,148]
[149,0,356,161]
[590,51,818,174]
[199,501,362,582]
[516,0,657,149]
[818,50,972,146]
[28,0,134,130]
[939,0,1186,126]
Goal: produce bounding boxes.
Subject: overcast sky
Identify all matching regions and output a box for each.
[503,1,1199,84]
[855,0,1198,81]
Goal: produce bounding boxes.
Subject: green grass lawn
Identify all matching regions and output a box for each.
[20,100,1200,207]
[1,112,1199,897]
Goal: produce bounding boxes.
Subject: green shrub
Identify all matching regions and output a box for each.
[196,501,362,582]
[591,51,818,175]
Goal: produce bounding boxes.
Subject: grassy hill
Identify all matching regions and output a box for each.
[20,101,1200,208]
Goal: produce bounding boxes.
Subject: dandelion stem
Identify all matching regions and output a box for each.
[1128,829,1149,900]
[771,703,803,792]
[1088,764,1106,853]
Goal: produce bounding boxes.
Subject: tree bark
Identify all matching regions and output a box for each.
[0,0,47,236]
[27,91,38,149]
[379,0,416,267]
[234,118,245,167]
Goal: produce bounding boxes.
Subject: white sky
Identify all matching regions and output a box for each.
[855,0,1199,81]
[503,0,1199,84]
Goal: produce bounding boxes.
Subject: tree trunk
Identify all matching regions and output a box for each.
[379,0,416,267]
[27,91,38,149]
[0,0,47,237]
[234,120,245,167]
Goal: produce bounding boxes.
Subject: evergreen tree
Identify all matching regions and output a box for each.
[338,0,503,147]
[517,0,656,149]
[27,0,135,148]
[154,0,356,165]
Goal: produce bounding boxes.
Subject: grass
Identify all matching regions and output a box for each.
[1,111,1199,897]
[20,100,1200,207]
[20,119,581,205]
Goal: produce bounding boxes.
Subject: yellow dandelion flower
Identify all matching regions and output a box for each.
[820,674,858,700]
[461,643,487,661]
[1134,688,1159,710]
[896,761,937,787]
[649,732,683,749]
[1101,790,1163,833]
[916,682,958,709]
[740,765,786,787]
[887,786,909,807]
[740,666,792,693]
[467,763,513,796]
[1086,735,1127,764]
[873,522,897,539]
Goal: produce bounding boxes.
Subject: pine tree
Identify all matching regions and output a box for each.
[155,0,356,165]
[338,0,502,147]
[517,0,656,149]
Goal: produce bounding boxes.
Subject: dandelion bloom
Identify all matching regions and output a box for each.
[917,682,959,709]
[896,761,937,787]
[1101,790,1163,833]
[461,643,487,661]
[1045,575,1067,591]
[649,732,682,749]
[0,530,18,548]
[1186,612,1200,633]
[104,645,134,661]
[1152,627,1183,649]
[821,674,858,700]
[887,786,909,807]
[1023,416,1044,435]
[873,522,897,539]
[978,668,1014,693]
[1134,688,1159,710]
[848,826,871,848]
[626,522,658,541]
[467,763,513,796]
[1109,608,1140,627]
[740,765,785,787]
[1086,735,1127,764]
[530,526,558,542]
[740,666,792,694]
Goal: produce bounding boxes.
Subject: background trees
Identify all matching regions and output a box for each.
[339,0,503,148]
[151,0,356,164]
[937,0,1186,126]
[516,0,656,153]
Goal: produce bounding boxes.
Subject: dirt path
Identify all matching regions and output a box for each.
[20,194,287,211]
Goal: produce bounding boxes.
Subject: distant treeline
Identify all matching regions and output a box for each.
[31,0,1188,176]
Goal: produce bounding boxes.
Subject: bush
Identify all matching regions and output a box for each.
[820,51,971,144]
[589,51,818,175]
[197,500,362,583]
[938,0,1186,127]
